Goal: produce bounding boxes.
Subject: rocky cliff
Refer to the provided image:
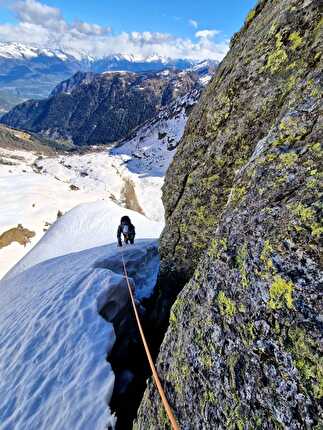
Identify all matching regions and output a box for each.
[1,70,203,146]
[136,0,322,428]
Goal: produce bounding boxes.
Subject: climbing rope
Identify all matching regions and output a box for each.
[121,253,180,430]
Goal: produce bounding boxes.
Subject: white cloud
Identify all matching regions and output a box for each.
[14,0,60,22]
[13,0,67,31]
[195,29,220,39]
[0,0,229,61]
[189,19,198,29]
[73,21,111,36]
[129,31,175,45]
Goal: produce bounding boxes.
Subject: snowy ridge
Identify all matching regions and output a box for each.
[101,53,169,63]
[0,42,191,64]
[0,239,159,429]
[5,200,162,280]
[0,42,78,61]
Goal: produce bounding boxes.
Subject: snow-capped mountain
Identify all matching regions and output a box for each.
[91,54,197,73]
[0,41,217,113]
[0,42,83,61]
[0,43,190,66]
[0,42,189,65]
[0,43,85,114]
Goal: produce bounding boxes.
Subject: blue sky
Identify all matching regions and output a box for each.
[0,0,257,60]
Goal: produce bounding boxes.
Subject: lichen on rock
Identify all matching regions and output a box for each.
[135,0,322,428]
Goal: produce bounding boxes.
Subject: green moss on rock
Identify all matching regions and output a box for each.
[265,33,288,73]
[288,31,303,50]
[288,327,323,400]
[245,9,256,25]
[268,276,294,310]
[279,152,298,167]
[236,243,249,288]
[218,291,236,318]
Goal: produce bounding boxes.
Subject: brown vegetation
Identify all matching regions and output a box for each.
[0,224,35,249]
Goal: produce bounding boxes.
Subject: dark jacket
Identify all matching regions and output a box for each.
[117,217,135,246]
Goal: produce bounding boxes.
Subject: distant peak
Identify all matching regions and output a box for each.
[0,42,215,64]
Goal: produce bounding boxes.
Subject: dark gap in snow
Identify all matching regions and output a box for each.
[100,284,148,429]
[145,265,189,346]
[107,268,187,429]
[97,243,161,429]
[106,313,152,429]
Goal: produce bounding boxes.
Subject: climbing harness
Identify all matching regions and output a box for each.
[121,253,180,430]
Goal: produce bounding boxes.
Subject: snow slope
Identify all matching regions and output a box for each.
[0,239,159,430]
[112,90,200,175]
[35,148,165,220]
[0,149,107,279]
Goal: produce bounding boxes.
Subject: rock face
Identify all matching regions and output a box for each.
[136,0,322,429]
[1,70,203,146]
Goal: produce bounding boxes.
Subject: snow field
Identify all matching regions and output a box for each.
[0,151,109,279]
[0,146,164,279]
[0,240,159,430]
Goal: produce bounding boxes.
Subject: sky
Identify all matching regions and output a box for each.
[0,0,257,60]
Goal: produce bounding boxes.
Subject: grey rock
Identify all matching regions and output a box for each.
[135,0,323,429]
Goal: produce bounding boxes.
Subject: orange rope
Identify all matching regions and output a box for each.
[121,254,180,430]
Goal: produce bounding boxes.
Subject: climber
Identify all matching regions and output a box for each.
[117,215,136,247]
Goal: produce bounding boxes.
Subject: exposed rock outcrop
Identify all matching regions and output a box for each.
[136,0,322,428]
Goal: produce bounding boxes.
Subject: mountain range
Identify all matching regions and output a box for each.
[1,64,214,146]
[0,42,217,113]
